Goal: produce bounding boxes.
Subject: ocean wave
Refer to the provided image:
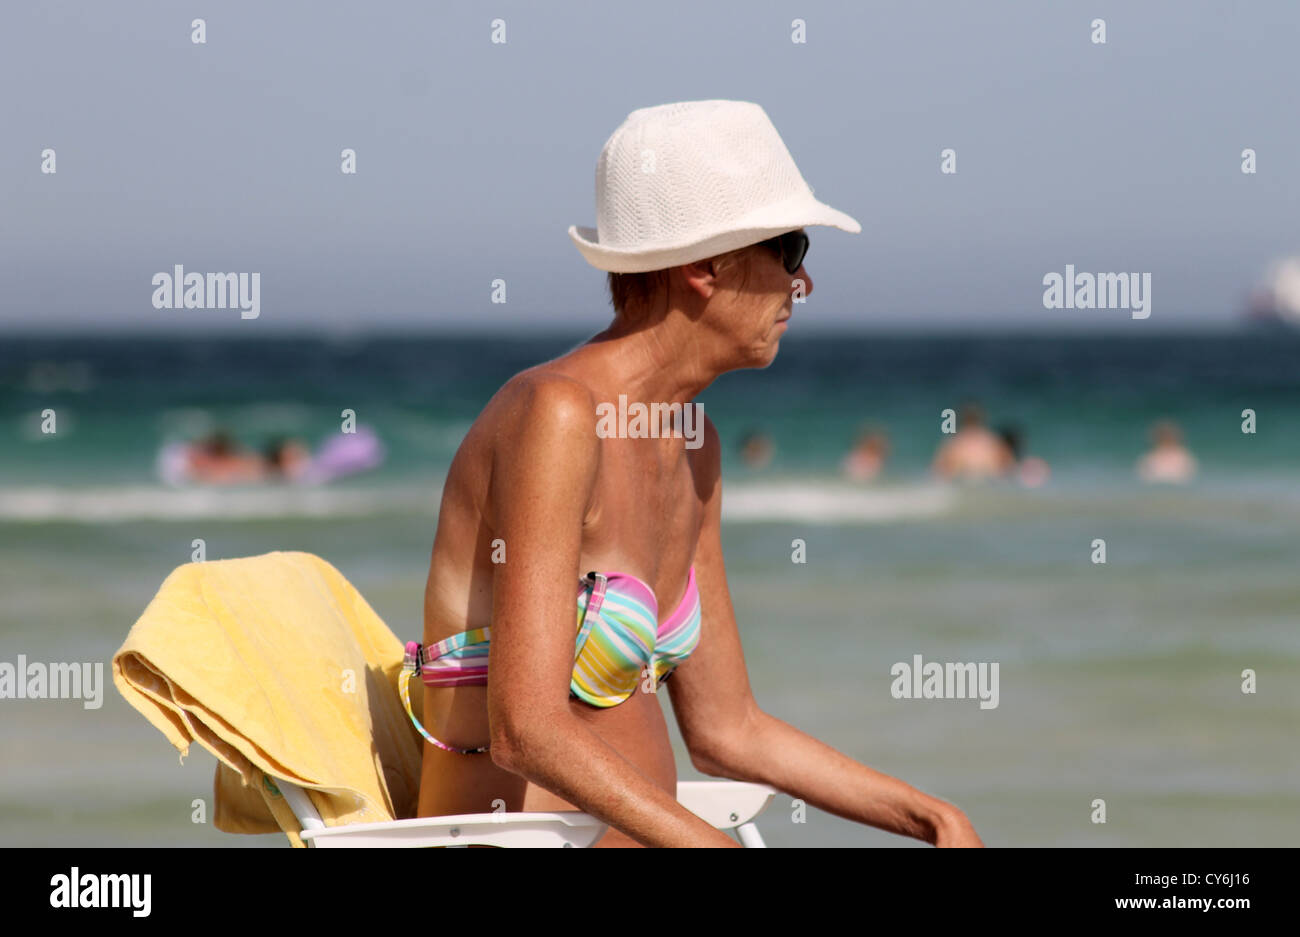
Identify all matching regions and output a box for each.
[0,480,956,524]
[721,482,956,523]
[0,485,436,522]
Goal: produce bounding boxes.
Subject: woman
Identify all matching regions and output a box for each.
[413,100,984,847]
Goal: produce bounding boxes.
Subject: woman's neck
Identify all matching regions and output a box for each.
[585,308,720,405]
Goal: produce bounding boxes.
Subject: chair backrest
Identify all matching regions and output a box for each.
[277,779,326,832]
[115,550,425,841]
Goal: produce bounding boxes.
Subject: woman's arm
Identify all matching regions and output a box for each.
[696,709,984,846]
[483,374,738,847]
[668,418,983,847]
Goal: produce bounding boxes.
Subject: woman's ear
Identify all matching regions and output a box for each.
[676,259,719,301]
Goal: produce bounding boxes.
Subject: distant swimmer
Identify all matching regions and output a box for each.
[931,403,1015,482]
[738,429,774,469]
[158,425,385,486]
[842,427,890,482]
[170,430,267,485]
[997,425,1050,488]
[262,436,313,481]
[1137,419,1196,483]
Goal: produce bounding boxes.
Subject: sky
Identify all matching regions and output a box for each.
[1,0,1297,334]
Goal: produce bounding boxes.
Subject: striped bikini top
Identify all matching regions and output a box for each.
[400,568,702,754]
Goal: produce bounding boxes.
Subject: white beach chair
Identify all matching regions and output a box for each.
[115,551,780,848]
[277,777,778,848]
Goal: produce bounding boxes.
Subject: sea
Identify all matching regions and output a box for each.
[1,331,1297,847]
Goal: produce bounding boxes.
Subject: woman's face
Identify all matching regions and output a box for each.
[705,236,814,368]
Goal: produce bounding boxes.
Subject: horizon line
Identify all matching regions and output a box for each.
[0,323,1278,340]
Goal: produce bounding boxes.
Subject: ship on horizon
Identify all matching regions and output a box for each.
[1244,255,1300,328]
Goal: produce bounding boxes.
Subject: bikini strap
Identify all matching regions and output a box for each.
[400,641,488,755]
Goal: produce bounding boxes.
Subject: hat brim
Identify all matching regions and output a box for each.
[568,195,861,273]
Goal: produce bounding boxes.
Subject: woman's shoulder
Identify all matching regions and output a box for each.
[490,364,597,424]
[469,365,602,468]
[469,365,602,513]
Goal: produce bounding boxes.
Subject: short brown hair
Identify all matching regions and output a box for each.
[605,246,757,319]
[606,269,669,320]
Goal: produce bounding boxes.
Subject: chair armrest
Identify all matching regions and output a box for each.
[299,811,607,848]
[278,777,776,847]
[676,780,778,829]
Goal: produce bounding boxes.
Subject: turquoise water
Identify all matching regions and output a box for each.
[1,333,1298,846]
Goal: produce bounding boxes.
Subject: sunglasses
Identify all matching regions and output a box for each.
[760,229,810,275]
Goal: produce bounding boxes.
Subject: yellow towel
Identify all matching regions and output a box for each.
[113,550,424,847]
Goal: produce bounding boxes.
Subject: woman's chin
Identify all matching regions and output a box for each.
[753,339,783,369]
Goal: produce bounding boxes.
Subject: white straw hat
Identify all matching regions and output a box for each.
[569,100,861,273]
